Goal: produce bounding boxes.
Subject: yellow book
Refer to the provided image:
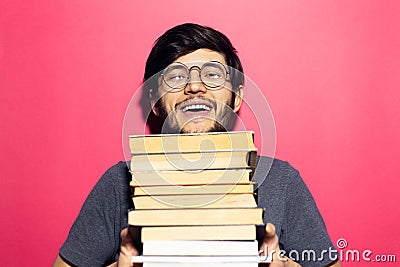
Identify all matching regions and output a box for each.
[132,193,257,209]
[129,131,256,155]
[130,150,255,172]
[131,169,251,186]
[128,207,264,226]
[132,183,254,196]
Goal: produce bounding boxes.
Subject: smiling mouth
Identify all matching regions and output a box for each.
[176,98,216,116]
[182,104,211,113]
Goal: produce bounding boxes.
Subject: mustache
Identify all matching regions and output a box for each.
[174,97,217,110]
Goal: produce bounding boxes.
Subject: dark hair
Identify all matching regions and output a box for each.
[144,23,244,91]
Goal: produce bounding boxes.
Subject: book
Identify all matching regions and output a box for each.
[129,131,257,155]
[142,261,259,267]
[127,131,264,266]
[142,240,259,256]
[132,193,257,209]
[128,207,264,226]
[130,224,265,242]
[132,183,254,196]
[132,256,262,267]
[130,150,256,172]
[131,169,251,186]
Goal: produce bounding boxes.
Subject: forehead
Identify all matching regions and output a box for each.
[173,49,227,65]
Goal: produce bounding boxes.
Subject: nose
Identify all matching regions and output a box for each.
[184,67,207,95]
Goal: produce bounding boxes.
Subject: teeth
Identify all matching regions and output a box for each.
[182,104,211,112]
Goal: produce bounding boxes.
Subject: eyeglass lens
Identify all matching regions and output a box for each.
[163,62,227,89]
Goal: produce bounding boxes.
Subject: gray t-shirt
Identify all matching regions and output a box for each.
[59,157,337,266]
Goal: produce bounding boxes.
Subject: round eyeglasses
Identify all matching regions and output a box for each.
[161,61,230,90]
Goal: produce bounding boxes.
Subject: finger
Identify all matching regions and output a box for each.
[260,223,279,256]
[120,228,139,256]
[121,228,132,244]
[264,223,276,239]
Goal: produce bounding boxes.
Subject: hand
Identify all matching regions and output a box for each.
[116,228,141,267]
[259,223,301,267]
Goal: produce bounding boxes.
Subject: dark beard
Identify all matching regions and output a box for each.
[155,94,237,134]
[180,119,228,134]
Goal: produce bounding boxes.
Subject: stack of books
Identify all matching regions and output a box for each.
[128,131,266,266]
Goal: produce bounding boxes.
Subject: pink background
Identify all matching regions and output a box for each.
[1,1,399,266]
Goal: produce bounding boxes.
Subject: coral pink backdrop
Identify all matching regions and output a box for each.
[1,1,399,266]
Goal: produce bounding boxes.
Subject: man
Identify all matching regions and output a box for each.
[53,23,341,267]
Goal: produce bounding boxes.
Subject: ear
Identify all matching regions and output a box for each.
[149,88,159,116]
[233,85,243,112]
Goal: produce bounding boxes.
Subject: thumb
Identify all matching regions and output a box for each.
[120,228,139,256]
[260,223,279,254]
[118,228,140,267]
[264,223,277,241]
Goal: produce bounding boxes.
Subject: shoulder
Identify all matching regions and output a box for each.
[77,161,132,209]
[59,161,133,266]
[80,161,132,221]
[254,156,302,190]
[94,161,131,191]
[102,161,131,181]
[255,156,309,232]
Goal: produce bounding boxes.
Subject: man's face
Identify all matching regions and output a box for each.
[152,49,242,134]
